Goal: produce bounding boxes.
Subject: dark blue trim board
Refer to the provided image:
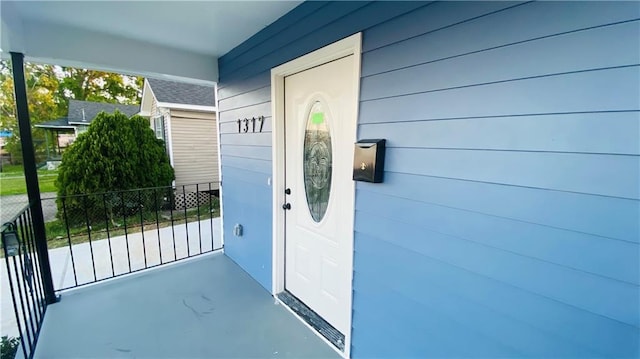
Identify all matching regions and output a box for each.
[217,1,640,357]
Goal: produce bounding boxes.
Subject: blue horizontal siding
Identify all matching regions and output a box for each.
[350,282,526,358]
[221,172,272,290]
[218,102,271,124]
[361,1,639,76]
[218,71,271,99]
[353,234,639,358]
[222,145,272,161]
[355,210,639,326]
[351,276,598,358]
[358,112,640,155]
[218,86,272,113]
[221,166,270,187]
[218,0,640,357]
[360,65,639,123]
[219,132,272,147]
[361,1,521,52]
[358,172,639,243]
[220,155,271,175]
[385,148,639,199]
[356,191,639,285]
[361,20,639,100]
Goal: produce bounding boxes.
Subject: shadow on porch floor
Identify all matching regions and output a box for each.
[34,252,340,358]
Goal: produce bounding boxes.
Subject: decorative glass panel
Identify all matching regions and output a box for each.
[303,101,332,222]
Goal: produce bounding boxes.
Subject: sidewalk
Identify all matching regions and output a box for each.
[0,192,58,223]
[0,218,221,337]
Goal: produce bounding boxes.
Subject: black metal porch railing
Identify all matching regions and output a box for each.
[41,182,222,291]
[2,202,49,359]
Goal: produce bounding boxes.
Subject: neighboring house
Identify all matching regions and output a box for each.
[35,99,139,165]
[0,130,11,165]
[139,78,218,191]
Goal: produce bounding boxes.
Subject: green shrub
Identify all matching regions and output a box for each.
[1,336,19,359]
[56,111,174,223]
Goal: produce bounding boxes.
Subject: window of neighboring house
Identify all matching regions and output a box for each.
[152,115,165,141]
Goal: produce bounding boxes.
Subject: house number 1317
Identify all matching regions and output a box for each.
[237,116,265,133]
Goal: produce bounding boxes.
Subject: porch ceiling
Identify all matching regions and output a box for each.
[1,1,302,84]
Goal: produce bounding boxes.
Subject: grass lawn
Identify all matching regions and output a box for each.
[0,165,58,195]
[0,175,57,195]
[0,164,25,174]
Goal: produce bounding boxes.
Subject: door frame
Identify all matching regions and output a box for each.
[270,33,362,359]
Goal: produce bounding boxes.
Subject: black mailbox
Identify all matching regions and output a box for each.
[353,139,385,183]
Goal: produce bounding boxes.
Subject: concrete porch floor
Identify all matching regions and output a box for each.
[33,253,340,358]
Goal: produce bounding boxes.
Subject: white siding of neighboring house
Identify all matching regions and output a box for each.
[169,109,219,190]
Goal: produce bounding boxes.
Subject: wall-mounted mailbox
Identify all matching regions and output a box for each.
[353,139,386,183]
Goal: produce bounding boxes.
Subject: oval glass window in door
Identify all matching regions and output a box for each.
[303,101,332,222]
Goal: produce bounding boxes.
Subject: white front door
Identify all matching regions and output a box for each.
[283,55,357,335]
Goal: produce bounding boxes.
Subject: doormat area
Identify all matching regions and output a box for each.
[277,291,345,351]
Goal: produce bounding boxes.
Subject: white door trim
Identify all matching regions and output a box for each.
[270,33,361,359]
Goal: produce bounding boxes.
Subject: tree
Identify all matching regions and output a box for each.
[56,111,174,223]
[0,60,143,165]
[57,67,143,106]
[0,61,63,164]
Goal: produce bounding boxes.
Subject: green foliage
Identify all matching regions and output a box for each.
[1,336,19,359]
[0,60,143,165]
[0,61,63,164]
[57,67,142,105]
[56,112,174,223]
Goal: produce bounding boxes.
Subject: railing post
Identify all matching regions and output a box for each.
[10,52,58,304]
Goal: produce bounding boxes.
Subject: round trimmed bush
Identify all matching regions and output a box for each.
[56,111,174,223]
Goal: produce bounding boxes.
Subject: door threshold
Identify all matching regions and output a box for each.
[277,291,345,352]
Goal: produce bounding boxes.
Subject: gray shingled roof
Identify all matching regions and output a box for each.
[34,117,75,129]
[147,78,215,107]
[67,100,139,125]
